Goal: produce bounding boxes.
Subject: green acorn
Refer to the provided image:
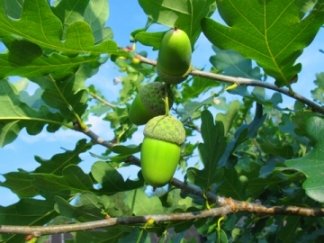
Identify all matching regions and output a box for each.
[141,115,186,187]
[129,82,173,125]
[157,28,192,84]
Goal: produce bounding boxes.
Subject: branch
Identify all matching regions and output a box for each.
[1,199,323,235]
[136,55,324,115]
[89,91,117,109]
[0,206,231,236]
[76,127,324,218]
[171,178,324,217]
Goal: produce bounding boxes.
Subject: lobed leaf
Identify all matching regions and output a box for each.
[187,109,226,189]
[285,116,324,203]
[202,0,324,86]
[138,0,216,44]
[0,0,120,55]
[0,79,64,147]
[311,72,324,104]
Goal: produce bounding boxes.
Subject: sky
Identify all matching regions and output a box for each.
[0,0,323,206]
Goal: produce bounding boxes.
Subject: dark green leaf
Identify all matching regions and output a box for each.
[91,161,143,194]
[202,0,324,86]
[187,109,226,189]
[35,139,92,175]
[0,198,56,225]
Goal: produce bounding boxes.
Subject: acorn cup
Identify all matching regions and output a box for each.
[128,82,173,125]
[157,28,192,84]
[141,115,186,187]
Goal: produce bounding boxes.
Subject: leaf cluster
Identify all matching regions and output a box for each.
[0,0,323,242]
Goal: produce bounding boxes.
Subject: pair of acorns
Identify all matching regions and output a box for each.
[129,28,192,187]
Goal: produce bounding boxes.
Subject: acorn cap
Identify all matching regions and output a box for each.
[139,82,173,115]
[144,115,186,145]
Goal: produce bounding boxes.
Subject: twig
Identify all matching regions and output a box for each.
[76,127,324,218]
[89,91,117,109]
[0,127,320,236]
[136,55,324,114]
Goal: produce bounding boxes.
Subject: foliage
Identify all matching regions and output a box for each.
[0,0,323,242]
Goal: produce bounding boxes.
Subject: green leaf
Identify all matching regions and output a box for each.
[216,100,241,135]
[285,116,324,203]
[202,0,324,86]
[0,199,56,241]
[53,0,111,43]
[134,31,165,49]
[126,189,164,215]
[34,139,92,175]
[0,0,120,55]
[0,199,57,243]
[311,72,324,104]
[55,194,104,221]
[0,50,104,79]
[91,161,143,194]
[1,165,94,200]
[187,109,227,189]
[0,79,63,147]
[138,0,216,44]
[210,47,262,79]
[1,139,91,198]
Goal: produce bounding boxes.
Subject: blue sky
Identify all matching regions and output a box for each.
[0,1,323,206]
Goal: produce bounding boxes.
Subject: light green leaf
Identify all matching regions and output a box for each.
[202,0,324,86]
[134,31,165,49]
[125,189,164,215]
[311,72,324,104]
[138,0,216,44]
[0,0,119,55]
[53,0,111,43]
[285,116,324,203]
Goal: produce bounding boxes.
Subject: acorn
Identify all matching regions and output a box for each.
[129,82,173,125]
[141,115,186,187]
[157,28,192,84]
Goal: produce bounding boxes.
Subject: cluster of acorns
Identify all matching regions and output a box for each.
[129,28,192,187]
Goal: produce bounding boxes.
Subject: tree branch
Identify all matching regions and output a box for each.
[1,199,323,235]
[136,55,324,115]
[75,127,324,218]
[0,206,231,236]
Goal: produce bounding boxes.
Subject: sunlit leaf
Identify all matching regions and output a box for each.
[202,0,324,86]
[139,0,216,44]
[0,0,120,55]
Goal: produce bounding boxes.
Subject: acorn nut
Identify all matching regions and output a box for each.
[141,115,186,187]
[157,28,192,84]
[129,82,173,125]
